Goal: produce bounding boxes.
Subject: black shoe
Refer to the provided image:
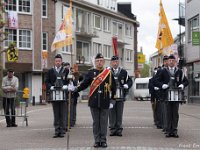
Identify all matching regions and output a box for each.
[7,124,11,127]
[165,134,172,138]
[59,133,65,138]
[157,126,162,129]
[116,132,122,136]
[93,142,101,148]
[110,132,116,136]
[172,133,179,138]
[101,142,107,148]
[11,124,18,127]
[53,134,60,138]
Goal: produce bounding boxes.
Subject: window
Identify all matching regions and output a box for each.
[94,15,101,29]
[42,0,47,17]
[4,29,32,49]
[126,49,133,62]
[103,45,112,58]
[4,29,17,47]
[76,9,83,31]
[93,42,102,55]
[103,17,110,32]
[6,0,31,13]
[19,30,31,48]
[188,15,199,41]
[5,0,17,11]
[42,32,48,51]
[62,45,72,53]
[136,83,148,89]
[125,24,132,37]
[76,41,90,63]
[113,22,123,40]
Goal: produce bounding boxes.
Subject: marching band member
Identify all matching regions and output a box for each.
[109,55,133,136]
[45,54,69,138]
[75,53,116,148]
[154,54,188,138]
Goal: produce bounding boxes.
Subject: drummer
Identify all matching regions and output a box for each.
[109,55,133,137]
[45,54,69,138]
[154,54,188,138]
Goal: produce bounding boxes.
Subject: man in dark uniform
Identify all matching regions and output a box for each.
[63,62,79,130]
[109,55,133,136]
[156,55,169,133]
[45,54,69,138]
[148,67,160,127]
[75,53,116,148]
[154,54,189,138]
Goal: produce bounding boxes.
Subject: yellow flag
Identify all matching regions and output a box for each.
[7,47,18,62]
[155,0,174,54]
[51,0,73,51]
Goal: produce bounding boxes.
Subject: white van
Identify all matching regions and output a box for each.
[133,77,151,101]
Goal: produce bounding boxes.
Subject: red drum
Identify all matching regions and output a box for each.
[168,88,185,102]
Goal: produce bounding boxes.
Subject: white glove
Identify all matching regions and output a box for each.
[109,103,114,109]
[162,84,169,89]
[68,82,75,91]
[62,85,68,90]
[123,84,129,89]
[50,86,54,90]
[178,84,184,90]
[154,87,159,90]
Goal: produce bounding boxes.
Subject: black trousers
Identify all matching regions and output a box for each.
[166,102,179,134]
[3,97,16,125]
[52,101,66,135]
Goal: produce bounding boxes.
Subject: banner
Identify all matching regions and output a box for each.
[112,36,118,56]
[155,0,174,54]
[51,0,73,51]
[8,11,18,29]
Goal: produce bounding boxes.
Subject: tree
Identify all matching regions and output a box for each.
[140,63,150,78]
[0,0,17,90]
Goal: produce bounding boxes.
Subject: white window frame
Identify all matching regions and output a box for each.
[42,32,48,51]
[42,0,48,18]
[126,49,133,62]
[94,14,101,29]
[103,17,110,32]
[4,28,32,50]
[188,15,199,42]
[62,45,72,53]
[76,41,90,63]
[125,23,132,37]
[113,21,123,40]
[103,45,112,59]
[93,42,102,56]
[6,0,32,14]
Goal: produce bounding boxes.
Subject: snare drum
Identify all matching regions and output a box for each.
[49,89,67,102]
[168,88,185,102]
[115,87,124,100]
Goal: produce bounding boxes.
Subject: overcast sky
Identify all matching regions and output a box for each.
[117,0,184,60]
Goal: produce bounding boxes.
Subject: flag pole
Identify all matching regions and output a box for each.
[67,0,73,149]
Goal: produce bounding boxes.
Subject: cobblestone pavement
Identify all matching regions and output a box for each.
[0,101,200,150]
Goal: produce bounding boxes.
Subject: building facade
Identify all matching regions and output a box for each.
[185,0,200,103]
[2,0,139,102]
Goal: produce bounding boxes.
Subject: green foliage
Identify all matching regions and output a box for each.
[141,63,150,78]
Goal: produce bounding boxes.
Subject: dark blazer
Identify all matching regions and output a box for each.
[154,67,189,89]
[112,68,133,96]
[45,66,69,93]
[77,68,116,109]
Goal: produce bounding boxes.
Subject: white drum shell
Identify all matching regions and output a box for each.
[168,89,184,102]
[50,89,67,101]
